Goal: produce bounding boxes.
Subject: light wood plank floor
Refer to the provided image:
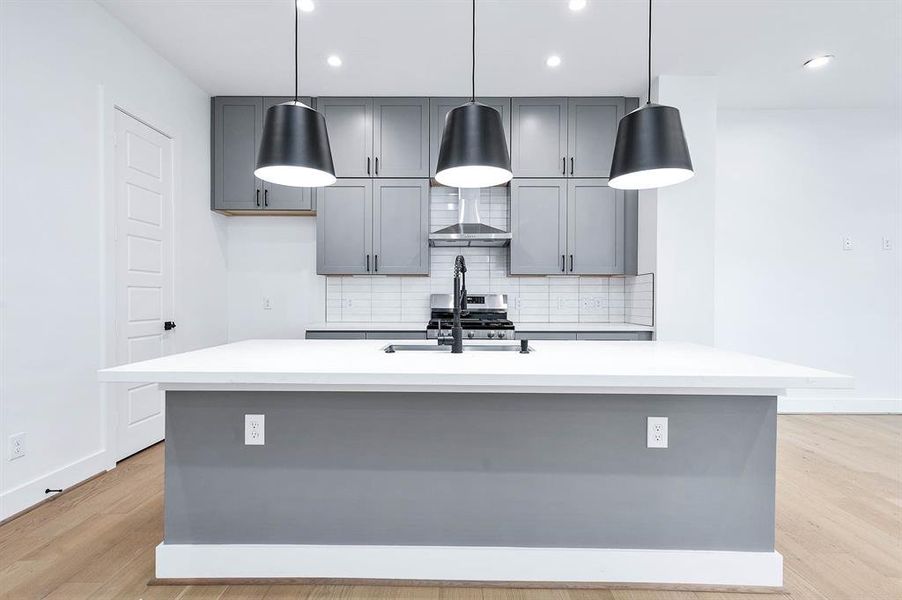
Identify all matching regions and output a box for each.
[1,415,899,600]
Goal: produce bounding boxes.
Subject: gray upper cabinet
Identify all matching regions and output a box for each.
[430,98,511,176]
[316,180,372,274]
[510,98,568,177]
[510,180,567,275]
[567,179,624,274]
[510,97,624,178]
[317,97,373,178]
[261,97,314,210]
[316,179,429,275]
[317,97,428,178]
[212,96,263,210]
[510,178,624,275]
[372,179,429,274]
[373,98,429,177]
[567,98,624,178]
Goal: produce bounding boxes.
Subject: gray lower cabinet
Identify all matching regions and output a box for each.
[516,331,652,341]
[511,179,625,275]
[317,97,429,178]
[510,97,625,178]
[430,97,511,176]
[306,330,426,340]
[316,179,429,275]
[212,96,313,212]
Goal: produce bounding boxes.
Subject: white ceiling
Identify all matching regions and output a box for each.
[99,0,901,108]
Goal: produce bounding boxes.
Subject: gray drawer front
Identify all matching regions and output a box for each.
[516,331,577,340]
[576,332,652,341]
[305,331,367,340]
[365,331,426,340]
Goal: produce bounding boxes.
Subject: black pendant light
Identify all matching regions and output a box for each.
[255,0,336,188]
[609,0,693,190]
[435,0,512,188]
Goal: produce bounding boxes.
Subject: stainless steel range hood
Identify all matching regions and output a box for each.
[429,188,511,247]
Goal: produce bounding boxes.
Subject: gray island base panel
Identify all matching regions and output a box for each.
[159,390,782,587]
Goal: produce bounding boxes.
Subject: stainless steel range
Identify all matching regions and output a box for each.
[426,293,515,340]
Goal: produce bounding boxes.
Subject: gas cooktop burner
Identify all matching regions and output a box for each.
[425,293,515,340]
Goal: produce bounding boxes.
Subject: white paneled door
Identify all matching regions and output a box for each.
[114,109,174,461]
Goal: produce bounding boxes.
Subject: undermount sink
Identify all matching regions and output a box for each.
[383,343,532,353]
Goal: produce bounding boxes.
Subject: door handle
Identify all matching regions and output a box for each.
[375,157,379,175]
[366,254,370,272]
[164,321,177,331]
[263,189,269,207]
[569,254,574,272]
[367,157,371,175]
[562,157,566,175]
[255,189,260,207]
[561,254,565,272]
[374,255,378,272]
[570,157,574,175]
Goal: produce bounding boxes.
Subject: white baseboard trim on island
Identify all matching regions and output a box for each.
[778,395,902,414]
[155,543,784,588]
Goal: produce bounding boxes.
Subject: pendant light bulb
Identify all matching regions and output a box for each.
[435,0,512,188]
[609,0,693,190]
[255,0,335,188]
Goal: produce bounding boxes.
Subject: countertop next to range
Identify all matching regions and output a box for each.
[98,339,851,396]
[305,322,655,332]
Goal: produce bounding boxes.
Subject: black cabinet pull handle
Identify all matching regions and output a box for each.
[569,254,574,272]
[367,157,371,175]
[263,189,269,207]
[375,157,379,175]
[164,321,177,331]
[561,254,565,272]
[256,189,260,207]
[562,157,566,175]
[366,254,370,272]
[374,255,378,272]
[570,157,574,175]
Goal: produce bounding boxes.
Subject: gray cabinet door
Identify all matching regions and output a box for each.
[317,98,373,178]
[566,179,624,274]
[510,98,568,177]
[430,97,510,176]
[213,97,263,210]
[316,180,373,274]
[261,97,314,210]
[373,98,429,177]
[372,179,429,275]
[510,179,568,275]
[567,98,624,177]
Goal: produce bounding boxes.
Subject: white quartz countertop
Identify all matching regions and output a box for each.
[99,339,851,395]
[305,322,654,332]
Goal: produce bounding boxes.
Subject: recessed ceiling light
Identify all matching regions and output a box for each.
[569,0,587,11]
[546,55,562,68]
[803,54,834,69]
[297,0,314,12]
[327,55,342,67]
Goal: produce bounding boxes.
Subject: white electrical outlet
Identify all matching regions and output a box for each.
[263,297,272,310]
[647,417,668,449]
[245,414,265,445]
[883,237,893,251]
[9,433,26,460]
[842,237,854,251]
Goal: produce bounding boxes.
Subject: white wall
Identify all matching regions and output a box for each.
[227,218,323,341]
[716,109,902,410]
[0,0,228,518]
[653,76,719,344]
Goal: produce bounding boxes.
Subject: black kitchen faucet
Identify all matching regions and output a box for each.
[451,255,467,353]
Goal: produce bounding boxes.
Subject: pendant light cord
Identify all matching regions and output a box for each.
[646,0,652,104]
[471,0,476,102]
[294,0,299,103]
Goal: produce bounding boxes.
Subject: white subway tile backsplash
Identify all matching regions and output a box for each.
[325,187,654,326]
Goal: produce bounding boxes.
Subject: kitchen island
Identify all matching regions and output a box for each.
[99,339,851,589]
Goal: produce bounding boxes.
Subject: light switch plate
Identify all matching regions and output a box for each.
[647,417,668,449]
[245,414,265,445]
